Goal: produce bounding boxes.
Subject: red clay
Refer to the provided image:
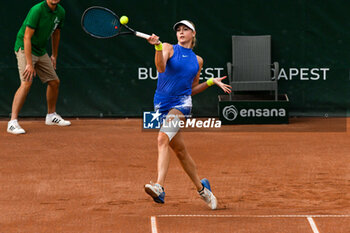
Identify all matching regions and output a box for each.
[0,118,349,232]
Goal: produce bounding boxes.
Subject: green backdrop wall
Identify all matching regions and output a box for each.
[0,0,349,117]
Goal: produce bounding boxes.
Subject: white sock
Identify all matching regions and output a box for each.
[47,112,56,117]
[9,119,18,123]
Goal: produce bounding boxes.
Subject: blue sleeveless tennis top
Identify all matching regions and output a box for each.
[155,44,199,97]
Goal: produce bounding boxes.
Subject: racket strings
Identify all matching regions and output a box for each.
[82,8,121,38]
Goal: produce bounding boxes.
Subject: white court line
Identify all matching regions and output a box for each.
[307,217,320,233]
[151,216,158,233]
[157,214,350,218]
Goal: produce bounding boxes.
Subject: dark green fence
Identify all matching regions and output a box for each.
[0,0,349,117]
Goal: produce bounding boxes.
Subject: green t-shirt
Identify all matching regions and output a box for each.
[14,1,65,56]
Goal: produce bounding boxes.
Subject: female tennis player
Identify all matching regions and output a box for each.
[144,20,231,209]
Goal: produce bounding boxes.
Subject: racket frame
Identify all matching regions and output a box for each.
[81,6,151,40]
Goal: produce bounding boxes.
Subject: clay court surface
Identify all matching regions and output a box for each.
[0,117,349,233]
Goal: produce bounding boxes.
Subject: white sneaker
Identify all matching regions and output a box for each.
[144,182,165,203]
[45,112,71,126]
[199,178,217,210]
[7,120,26,134]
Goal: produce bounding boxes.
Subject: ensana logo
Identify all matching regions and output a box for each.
[223,105,286,121]
[240,108,286,117]
[223,105,238,121]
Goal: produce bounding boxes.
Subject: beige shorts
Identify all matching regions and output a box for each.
[15,48,59,83]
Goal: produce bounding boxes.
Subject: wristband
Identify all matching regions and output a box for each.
[206,78,214,87]
[155,43,163,51]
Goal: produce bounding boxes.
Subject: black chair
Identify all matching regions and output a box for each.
[227,35,279,101]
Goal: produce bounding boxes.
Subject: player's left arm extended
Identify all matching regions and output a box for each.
[192,56,232,96]
[51,29,61,69]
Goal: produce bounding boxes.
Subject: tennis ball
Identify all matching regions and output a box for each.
[120,16,129,25]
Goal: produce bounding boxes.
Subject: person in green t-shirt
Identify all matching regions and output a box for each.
[8,0,71,135]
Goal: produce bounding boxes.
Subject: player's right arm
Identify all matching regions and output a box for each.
[147,34,173,73]
[23,27,36,82]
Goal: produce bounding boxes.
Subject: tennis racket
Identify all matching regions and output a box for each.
[81,6,151,40]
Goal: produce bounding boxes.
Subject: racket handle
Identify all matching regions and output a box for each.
[135,31,151,40]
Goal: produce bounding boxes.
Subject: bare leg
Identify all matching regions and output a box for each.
[10,81,32,120]
[170,131,203,191]
[155,108,182,186]
[46,79,60,114]
[156,132,171,186]
[155,108,203,191]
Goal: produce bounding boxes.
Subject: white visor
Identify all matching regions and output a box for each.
[173,20,196,32]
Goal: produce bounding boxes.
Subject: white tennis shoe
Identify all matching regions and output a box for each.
[45,112,71,126]
[144,182,165,204]
[199,178,217,210]
[7,120,26,134]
